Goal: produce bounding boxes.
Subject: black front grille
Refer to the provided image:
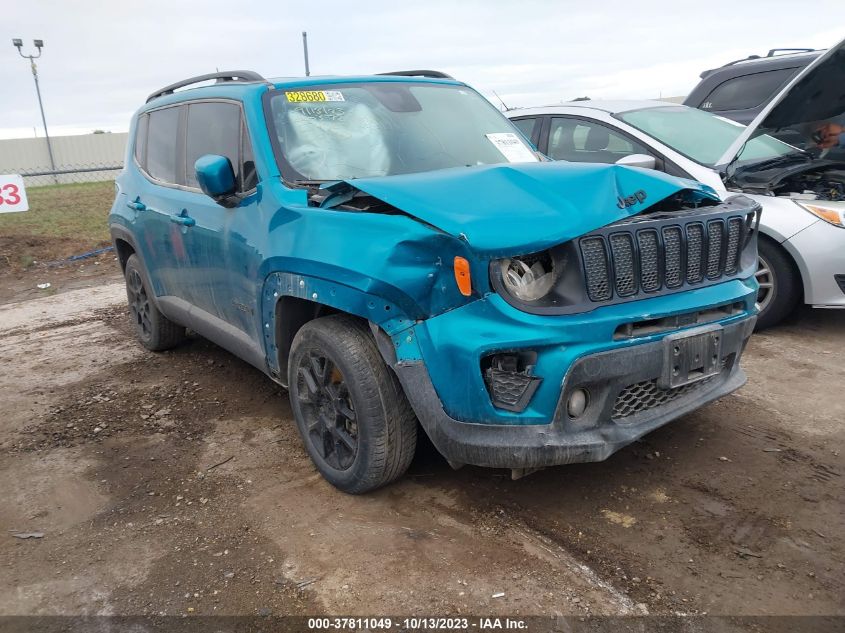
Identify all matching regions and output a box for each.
[612,377,715,419]
[581,237,612,301]
[637,230,660,292]
[706,221,724,279]
[609,233,636,297]
[579,210,755,304]
[724,218,743,275]
[662,226,683,288]
[686,223,704,283]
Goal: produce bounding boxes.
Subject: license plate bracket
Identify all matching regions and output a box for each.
[660,325,723,389]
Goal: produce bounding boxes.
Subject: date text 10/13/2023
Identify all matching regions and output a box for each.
[307,617,529,630]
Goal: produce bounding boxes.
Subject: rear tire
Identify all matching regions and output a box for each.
[124,254,186,351]
[755,237,801,330]
[288,314,417,494]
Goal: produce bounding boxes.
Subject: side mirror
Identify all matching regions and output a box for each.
[195,154,237,206]
[615,153,657,170]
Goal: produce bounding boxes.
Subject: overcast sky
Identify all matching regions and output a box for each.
[1,0,842,139]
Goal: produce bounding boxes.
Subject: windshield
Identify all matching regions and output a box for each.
[267,82,537,182]
[618,106,798,168]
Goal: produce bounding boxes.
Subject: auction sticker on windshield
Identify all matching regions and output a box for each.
[0,174,28,213]
[285,90,345,103]
[486,133,538,163]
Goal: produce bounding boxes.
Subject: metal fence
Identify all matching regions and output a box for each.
[16,163,123,187]
[0,131,127,187]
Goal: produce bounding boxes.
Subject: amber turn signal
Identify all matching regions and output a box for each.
[454,256,472,297]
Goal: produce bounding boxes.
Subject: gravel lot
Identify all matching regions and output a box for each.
[0,275,842,618]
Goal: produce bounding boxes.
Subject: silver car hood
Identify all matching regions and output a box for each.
[715,36,845,168]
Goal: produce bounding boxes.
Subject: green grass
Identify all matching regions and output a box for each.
[0,180,114,269]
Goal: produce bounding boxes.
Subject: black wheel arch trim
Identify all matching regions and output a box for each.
[110,226,162,312]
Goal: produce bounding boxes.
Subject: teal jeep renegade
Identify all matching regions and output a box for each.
[110,70,760,493]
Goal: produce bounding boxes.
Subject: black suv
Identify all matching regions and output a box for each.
[684,48,822,125]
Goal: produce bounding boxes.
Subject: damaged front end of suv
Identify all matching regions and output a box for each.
[267,156,761,478]
[114,73,760,492]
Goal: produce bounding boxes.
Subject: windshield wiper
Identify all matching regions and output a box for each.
[723,145,811,187]
[741,151,813,172]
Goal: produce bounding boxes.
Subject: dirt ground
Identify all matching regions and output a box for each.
[0,250,117,305]
[0,271,842,620]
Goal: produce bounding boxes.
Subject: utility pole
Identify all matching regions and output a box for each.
[12,38,57,180]
[302,31,310,76]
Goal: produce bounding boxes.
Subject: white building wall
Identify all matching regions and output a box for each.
[0,132,128,186]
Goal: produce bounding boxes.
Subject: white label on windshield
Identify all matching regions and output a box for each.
[486,133,538,163]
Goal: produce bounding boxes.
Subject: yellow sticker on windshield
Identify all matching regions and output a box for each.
[285,90,345,103]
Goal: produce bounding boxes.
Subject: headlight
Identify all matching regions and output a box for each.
[794,201,845,228]
[499,252,557,302]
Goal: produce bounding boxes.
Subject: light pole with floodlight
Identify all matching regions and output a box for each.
[12,38,58,177]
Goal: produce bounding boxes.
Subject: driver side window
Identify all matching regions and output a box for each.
[548,117,651,164]
[185,101,258,192]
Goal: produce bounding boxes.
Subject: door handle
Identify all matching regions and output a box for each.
[126,198,146,211]
[170,210,196,227]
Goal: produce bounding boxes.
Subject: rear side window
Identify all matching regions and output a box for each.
[185,102,242,189]
[701,68,797,111]
[146,107,180,184]
[134,114,148,167]
[547,117,650,163]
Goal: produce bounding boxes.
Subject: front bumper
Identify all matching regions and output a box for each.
[393,315,755,469]
[784,219,845,308]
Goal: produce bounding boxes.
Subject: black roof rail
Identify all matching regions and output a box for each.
[377,70,454,80]
[766,48,816,57]
[718,48,818,69]
[146,70,267,103]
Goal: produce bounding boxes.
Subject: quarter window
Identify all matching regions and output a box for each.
[511,117,538,143]
[185,102,242,189]
[146,107,180,184]
[701,68,797,112]
[134,114,148,168]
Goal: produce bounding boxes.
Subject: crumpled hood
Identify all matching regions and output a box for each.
[344,161,718,256]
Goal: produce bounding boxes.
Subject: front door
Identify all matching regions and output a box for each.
[177,100,261,341]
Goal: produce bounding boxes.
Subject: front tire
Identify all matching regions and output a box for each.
[288,315,417,494]
[755,238,801,330]
[124,254,186,351]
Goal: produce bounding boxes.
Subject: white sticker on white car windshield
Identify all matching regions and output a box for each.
[486,133,538,163]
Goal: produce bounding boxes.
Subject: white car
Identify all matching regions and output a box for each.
[507,41,845,328]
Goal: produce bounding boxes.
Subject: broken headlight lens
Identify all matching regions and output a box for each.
[499,252,557,302]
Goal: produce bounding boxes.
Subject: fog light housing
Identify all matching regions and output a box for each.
[482,352,542,413]
[567,388,590,419]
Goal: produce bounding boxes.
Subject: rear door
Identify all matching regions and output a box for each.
[131,104,192,302]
